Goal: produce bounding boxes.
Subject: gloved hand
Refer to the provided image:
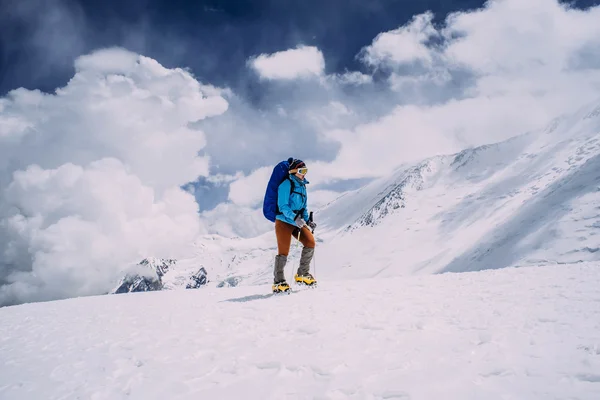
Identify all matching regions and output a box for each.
[294,215,307,229]
[308,221,317,230]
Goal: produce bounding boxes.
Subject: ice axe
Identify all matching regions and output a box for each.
[308,211,317,280]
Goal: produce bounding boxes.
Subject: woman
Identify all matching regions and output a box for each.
[273,159,317,293]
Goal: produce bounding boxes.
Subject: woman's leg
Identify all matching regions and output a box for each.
[274,220,295,282]
[275,219,295,255]
[297,226,315,248]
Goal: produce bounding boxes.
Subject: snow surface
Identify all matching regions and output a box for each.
[1,263,599,399]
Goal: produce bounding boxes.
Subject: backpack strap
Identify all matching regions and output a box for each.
[288,175,306,199]
[289,176,306,221]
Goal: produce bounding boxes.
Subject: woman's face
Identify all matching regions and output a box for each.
[294,167,308,179]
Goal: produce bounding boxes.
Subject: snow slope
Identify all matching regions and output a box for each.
[312,99,600,280]
[1,263,599,399]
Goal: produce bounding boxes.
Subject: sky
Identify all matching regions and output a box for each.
[0,0,544,95]
[2,0,600,305]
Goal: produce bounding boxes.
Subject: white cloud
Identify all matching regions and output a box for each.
[228,166,272,207]
[2,159,201,302]
[0,47,229,306]
[360,12,438,67]
[249,45,325,80]
[316,96,557,180]
[75,47,140,74]
[442,0,600,75]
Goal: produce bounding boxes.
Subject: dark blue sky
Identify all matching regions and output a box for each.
[2,0,597,97]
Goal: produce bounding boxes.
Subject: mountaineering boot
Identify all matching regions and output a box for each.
[272,280,290,293]
[295,247,317,286]
[294,273,316,286]
[273,255,290,293]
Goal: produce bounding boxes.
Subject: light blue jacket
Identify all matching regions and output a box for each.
[276,174,310,226]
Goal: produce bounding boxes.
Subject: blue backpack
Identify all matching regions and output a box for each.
[263,158,294,222]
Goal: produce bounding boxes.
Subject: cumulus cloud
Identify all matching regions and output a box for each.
[0,47,229,306]
[360,12,438,67]
[314,96,552,180]
[249,45,325,80]
[442,0,600,75]
[228,166,272,207]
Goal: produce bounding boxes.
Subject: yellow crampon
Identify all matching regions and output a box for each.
[294,274,317,286]
[272,281,290,293]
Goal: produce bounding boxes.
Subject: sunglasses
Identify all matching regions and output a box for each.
[294,167,308,175]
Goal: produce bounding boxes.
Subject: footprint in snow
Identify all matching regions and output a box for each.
[296,325,319,335]
[375,390,411,399]
[358,323,385,331]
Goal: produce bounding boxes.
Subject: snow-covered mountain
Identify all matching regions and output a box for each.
[112,257,208,295]
[315,99,600,280]
[113,258,177,294]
